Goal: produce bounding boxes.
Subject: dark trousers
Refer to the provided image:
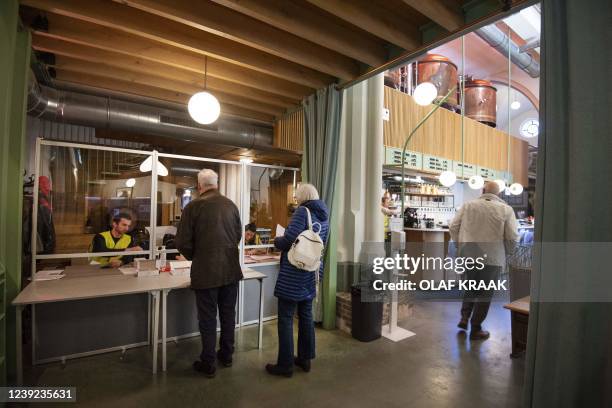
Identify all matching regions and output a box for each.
[277,297,315,369]
[194,282,239,365]
[460,265,501,330]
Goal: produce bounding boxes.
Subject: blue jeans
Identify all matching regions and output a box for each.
[277,297,315,369]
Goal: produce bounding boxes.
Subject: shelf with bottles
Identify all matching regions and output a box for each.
[405,194,454,209]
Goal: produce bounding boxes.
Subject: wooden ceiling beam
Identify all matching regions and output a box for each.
[31,13,313,100]
[53,70,276,124]
[306,0,421,51]
[400,0,464,32]
[51,57,285,117]
[33,34,299,108]
[115,0,361,79]
[21,0,334,88]
[201,0,388,68]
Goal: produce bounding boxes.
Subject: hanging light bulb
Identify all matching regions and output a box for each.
[139,156,169,177]
[509,182,523,195]
[468,175,485,189]
[188,92,220,125]
[438,171,457,187]
[413,82,438,106]
[125,178,136,188]
[511,101,521,110]
[188,56,220,125]
[494,179,506,191]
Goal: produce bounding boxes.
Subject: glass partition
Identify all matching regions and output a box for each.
[34,142,152,266]
[243,165,299,264]
[154,154,242,261]
[32,140,299,277]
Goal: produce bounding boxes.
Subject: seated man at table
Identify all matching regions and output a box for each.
[89,213,143,268]
[245,223,267,255]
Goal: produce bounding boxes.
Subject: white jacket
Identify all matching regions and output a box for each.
[449,193,519,266]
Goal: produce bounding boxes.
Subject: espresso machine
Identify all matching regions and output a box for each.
[403,207,419,228]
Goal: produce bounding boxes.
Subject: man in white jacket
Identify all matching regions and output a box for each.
[449,181,519,340]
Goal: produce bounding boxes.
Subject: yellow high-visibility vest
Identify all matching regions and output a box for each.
[90,231,132,266]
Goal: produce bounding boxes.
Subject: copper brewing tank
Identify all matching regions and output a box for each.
[464,79,497,127]
[413,54,458,106]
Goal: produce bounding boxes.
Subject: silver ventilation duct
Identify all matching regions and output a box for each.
[475,25,540,78]
[27,77,273,149]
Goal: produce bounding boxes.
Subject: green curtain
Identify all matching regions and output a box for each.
[302,84,343,326]
[0,0,30,384]
[523,0,612,406]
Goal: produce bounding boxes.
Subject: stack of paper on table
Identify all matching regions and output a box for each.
[119,267,138,276]
[169,260,191,276]
[33,269,65,281]
[135,259,159,277]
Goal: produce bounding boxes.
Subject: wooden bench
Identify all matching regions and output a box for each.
[504,295,530,358]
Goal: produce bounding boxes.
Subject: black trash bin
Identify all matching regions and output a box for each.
[351,282,383,342]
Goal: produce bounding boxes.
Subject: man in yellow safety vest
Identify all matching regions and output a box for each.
[90,213,143,267]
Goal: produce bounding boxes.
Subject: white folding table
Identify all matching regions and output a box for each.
[12,269,164,385]
[157,268,267,372]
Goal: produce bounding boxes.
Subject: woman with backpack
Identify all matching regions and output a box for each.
[266,183,329,377]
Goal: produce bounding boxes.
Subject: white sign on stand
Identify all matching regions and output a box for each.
[382,230,416,342]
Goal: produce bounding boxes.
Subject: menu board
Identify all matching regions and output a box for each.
[477,166,499,180]
[422,154,452,173]
[453,161,477,178]
[385,147,422,169]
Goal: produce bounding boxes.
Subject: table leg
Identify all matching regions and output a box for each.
[162,289,168,372]
[16,305,23,385]
[151,291,160,374]
[258,278,264,350]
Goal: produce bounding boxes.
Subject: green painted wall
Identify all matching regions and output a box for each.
[0,0,30,385]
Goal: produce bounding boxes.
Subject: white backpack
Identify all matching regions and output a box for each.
[288,207,325,279]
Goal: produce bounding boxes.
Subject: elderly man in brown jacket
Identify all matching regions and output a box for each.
[176,168,243,378]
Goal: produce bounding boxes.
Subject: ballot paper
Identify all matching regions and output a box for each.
[169,260,191,276]
[33,269,65,281]
[119,267,138,276]
[276,224,285,237]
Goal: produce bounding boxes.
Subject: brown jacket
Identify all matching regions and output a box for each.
[175,189,243,289]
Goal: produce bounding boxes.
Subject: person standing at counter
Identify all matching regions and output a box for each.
[449,181,518,340]
[266,183,329,377]
[381,194,400,240]
[89,213,143,267]
[175,169,243,378]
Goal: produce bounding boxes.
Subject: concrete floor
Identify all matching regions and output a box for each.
[25,301,524,408]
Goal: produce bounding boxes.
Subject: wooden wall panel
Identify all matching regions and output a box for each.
[383,87,528,185]
[274,109,304,153]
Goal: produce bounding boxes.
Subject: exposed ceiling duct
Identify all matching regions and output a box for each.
[475,25,540,78]
[26,76,273,149]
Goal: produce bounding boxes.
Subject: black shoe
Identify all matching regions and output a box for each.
[457,320,468,330]
[294,357,311,373]
[265,363,293,378]
[193,360,216,378]
[469,330,490,340]
[217,351,232,367]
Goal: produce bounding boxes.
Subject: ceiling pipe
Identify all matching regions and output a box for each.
[27,76,273,149]
[475,25,540,78]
